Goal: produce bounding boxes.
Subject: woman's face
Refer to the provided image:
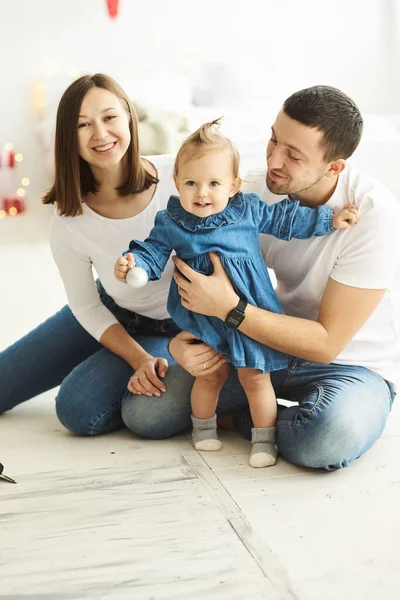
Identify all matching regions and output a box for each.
[77,86,131,169]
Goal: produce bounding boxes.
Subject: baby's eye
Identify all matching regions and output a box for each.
[209,181,220,187]
[186,181,196,186]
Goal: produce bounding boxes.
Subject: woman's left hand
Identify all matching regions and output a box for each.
[127,356,168,397]
[172,252,239,319]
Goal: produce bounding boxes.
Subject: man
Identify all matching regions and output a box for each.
[169,85,400,470]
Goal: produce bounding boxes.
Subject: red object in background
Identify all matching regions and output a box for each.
[2,197,25,214]
[8,150,15,168]
[0,148,15,168]
[106,0,119,18]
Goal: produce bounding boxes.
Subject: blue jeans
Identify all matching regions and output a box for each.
[0,284,190,436]
[122,359,395,471]
[1,287,395,470]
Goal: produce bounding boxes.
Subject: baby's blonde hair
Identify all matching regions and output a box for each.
[174,118,240,178]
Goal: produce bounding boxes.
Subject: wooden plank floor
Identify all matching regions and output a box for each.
[1,209,399,600]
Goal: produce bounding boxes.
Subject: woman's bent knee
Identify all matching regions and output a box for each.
[56,381,123,436]
[56,389,93,435]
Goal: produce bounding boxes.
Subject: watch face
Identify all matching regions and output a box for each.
[226,310,244,328]
[227,315,241,327]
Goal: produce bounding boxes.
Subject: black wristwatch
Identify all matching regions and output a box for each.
[225,297,248,329]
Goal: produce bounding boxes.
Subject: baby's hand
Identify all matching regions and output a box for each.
[115,252,135,282]
[332,204,360,229]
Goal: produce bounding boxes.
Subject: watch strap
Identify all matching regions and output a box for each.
[235,297,247,315]
[225,297,248,329]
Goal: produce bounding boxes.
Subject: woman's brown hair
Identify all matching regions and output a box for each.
[42,73,158,217]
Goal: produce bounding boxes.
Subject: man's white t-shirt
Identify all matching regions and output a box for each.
[244,161,400,389]
[50,155,176,341]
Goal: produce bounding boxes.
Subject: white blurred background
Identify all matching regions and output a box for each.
[0,0,400,211]
[1,7,400,599]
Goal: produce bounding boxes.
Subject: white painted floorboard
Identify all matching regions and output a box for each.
[1,209,399,599]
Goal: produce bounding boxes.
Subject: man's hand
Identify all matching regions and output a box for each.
[115,252,135,282]
[169,331,228,377]
[332,204,360,229]
[127,356,168,397]
[173,252,239,320]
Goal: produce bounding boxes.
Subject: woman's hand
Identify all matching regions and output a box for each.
[169,331,228,377]
[127,356,168,397]
[172,252,239,320]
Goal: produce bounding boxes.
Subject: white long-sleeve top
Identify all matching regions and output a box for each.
[49,155,176,341]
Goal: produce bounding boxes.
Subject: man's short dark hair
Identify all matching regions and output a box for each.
[283,85,363,161]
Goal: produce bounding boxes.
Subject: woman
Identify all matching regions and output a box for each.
[0,73,203,436]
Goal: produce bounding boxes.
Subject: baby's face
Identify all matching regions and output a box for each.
[174,149,240,218]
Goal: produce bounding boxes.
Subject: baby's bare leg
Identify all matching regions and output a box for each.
[238,369,278,468]
[191,363,229,451]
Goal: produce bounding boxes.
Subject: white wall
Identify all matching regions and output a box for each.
[0,0,399,198]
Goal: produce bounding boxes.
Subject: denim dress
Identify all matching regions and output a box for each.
[126,193,334,373]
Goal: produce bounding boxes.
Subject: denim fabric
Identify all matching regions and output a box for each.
[0,282,183,436]
[122,358,395,471]
[232,359,396,470]
[2,289,394,471]
[129,193,333,373]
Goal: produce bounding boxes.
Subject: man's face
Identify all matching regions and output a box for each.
[266,110,330,198]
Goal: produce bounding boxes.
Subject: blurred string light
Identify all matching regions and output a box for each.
[34,68,79,116]
[0,144,30,216]
[34,82,47,116]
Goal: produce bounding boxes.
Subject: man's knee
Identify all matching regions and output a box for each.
[121,364,193,439]
[277,373,392,471]
[121,395,172,439]
[277,415,371,471]
[121,393,192,439]
[279,441,351,471]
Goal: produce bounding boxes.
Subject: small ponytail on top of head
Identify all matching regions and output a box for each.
[174,116,240,178]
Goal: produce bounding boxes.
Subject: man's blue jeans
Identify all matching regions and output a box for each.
[123,361,395,471]
[0,298,395,470]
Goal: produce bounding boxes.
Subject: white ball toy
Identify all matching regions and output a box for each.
[126,266,149,289]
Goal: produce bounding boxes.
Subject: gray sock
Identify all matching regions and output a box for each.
[249,427,277,468]
[191,414,222,451]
